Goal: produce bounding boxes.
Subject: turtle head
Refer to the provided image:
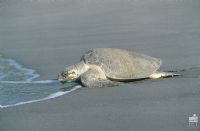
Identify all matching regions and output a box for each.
[58,65,79,83]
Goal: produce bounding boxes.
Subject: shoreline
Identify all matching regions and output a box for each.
[1,0,200,131]
[0,85,82,109]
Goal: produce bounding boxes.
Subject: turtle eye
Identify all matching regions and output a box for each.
[62,72,67,77]
[63,75,66,78]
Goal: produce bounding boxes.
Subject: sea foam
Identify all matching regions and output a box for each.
[0,55,81,108]
[0,85,82,108]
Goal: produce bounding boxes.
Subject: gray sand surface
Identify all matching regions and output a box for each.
[0,0,200,131]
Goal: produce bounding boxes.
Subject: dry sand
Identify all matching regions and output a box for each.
[0,0,200,131]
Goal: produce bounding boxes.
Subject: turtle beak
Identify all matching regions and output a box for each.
[58,73,65,82]
[58,78,67,84]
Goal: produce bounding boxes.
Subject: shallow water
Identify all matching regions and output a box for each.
[0,55,80,107]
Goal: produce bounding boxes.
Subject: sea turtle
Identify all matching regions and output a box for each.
[58,48,179,88]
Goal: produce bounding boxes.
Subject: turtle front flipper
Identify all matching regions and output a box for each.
[80,69,119,88]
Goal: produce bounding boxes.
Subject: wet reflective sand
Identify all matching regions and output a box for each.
[0,0,200,131]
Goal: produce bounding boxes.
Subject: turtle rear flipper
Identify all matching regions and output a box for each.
[149,71,181,79]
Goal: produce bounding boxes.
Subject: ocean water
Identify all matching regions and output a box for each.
[0,55,81,108]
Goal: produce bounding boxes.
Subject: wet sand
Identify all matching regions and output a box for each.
[0,0,200,131]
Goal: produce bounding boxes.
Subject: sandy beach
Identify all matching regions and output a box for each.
[1,0,200,131]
